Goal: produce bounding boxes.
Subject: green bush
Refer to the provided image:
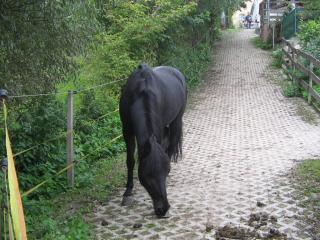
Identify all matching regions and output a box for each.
[298,20,320,60]
[74,91,125,166]
[283,81,301,97]
[272,49,283,68]
[0,98,66,197]
[25,199,91,239]
[251,37,272,50]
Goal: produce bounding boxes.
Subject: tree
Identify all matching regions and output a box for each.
[0,0,98,96]
[302,0,320,19]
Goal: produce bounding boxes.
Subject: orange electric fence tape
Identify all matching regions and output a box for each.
[21,134,122,198]
[3,100,28,240]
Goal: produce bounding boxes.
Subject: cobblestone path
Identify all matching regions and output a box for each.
[93,30,320,239]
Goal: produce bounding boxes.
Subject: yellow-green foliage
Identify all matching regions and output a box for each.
[77,0,197,89]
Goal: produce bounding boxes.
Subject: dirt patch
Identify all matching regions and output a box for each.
[248,212,278,229]
[295,100,319,125]
[215,225,248,239]
[264,228,288,239]
[215,212,287,240]
[215,223,287,240]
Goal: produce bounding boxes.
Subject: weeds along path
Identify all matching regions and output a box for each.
[93,30,320,239]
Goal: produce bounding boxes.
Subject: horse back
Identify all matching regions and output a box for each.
[152,66,186,122]
[120,64,187,134]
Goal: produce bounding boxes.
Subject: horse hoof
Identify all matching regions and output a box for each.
[121,196,134,206]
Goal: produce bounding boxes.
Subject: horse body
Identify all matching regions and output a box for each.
[119,64,187,217]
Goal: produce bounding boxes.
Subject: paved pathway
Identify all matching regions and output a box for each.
[93,30,320,239]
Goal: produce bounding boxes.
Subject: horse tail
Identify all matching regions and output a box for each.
[168,110,184,162]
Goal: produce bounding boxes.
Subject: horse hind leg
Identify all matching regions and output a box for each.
[168,112,183,162]
[122,132,136,206]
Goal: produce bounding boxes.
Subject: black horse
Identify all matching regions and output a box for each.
[119,64,187,217]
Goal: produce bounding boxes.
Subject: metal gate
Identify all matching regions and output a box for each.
[282,8,303,39]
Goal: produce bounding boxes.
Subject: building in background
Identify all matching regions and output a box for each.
[259,0,304,42]
[251,0,261,28]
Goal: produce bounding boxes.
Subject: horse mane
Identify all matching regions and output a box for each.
[137,64,162,141]
[134,64,183,162]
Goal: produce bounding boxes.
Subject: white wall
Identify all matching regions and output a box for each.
[232,0,263,28]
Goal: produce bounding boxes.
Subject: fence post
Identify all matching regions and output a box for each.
[291,47,296,83]
[308,62,314,105]
[294,9,297,35]
[272,22,275,49]
[67,90,74,187]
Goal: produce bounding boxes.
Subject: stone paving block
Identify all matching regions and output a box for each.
[93,30,320,239]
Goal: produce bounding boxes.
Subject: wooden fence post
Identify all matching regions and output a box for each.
[308,62,314,105]
[291,47,296,83]
[67,90,74,187]
[292,48,296,70]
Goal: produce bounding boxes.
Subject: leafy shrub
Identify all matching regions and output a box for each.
[0,1,99,96]
[298,20,320,60]
[282,81,301,97]
[25,198,90,240]
[251,37,272,50]
[1,98,66,196]
[272,49,283,68]
[74,91,125,166]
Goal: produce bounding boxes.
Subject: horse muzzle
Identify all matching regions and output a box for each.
[154,201,170,218]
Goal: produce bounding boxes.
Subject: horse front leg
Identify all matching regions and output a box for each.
[122,132,135,206]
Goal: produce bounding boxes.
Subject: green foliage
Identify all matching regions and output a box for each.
[239,2,247,9]
[1,98,66,197]
[251,37,272,50]
[25,200,90,240]
[296,159,320,235]
[74,92,125,164]
[282,81,301,97]
[164,42,212,88]
[0,1,99,96]
[298,160,320,182]
[298,20,320,60]
[299,20,320,43]
[315,84,320,95]
[24,154,126,239]
[81,34,136,84]
[272,49,283,68]
[301,0,320,19]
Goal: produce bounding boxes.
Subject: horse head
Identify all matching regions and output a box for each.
[138,135,170,217]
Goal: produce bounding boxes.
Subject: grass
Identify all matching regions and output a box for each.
[281,80,301,98]
[271,49,283,68]
[295,160,320,237]
[225,28,239,33]
[251,36,272,50]
[297,160,320,192]
[24,153,127,239]
[295,101,319,125]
